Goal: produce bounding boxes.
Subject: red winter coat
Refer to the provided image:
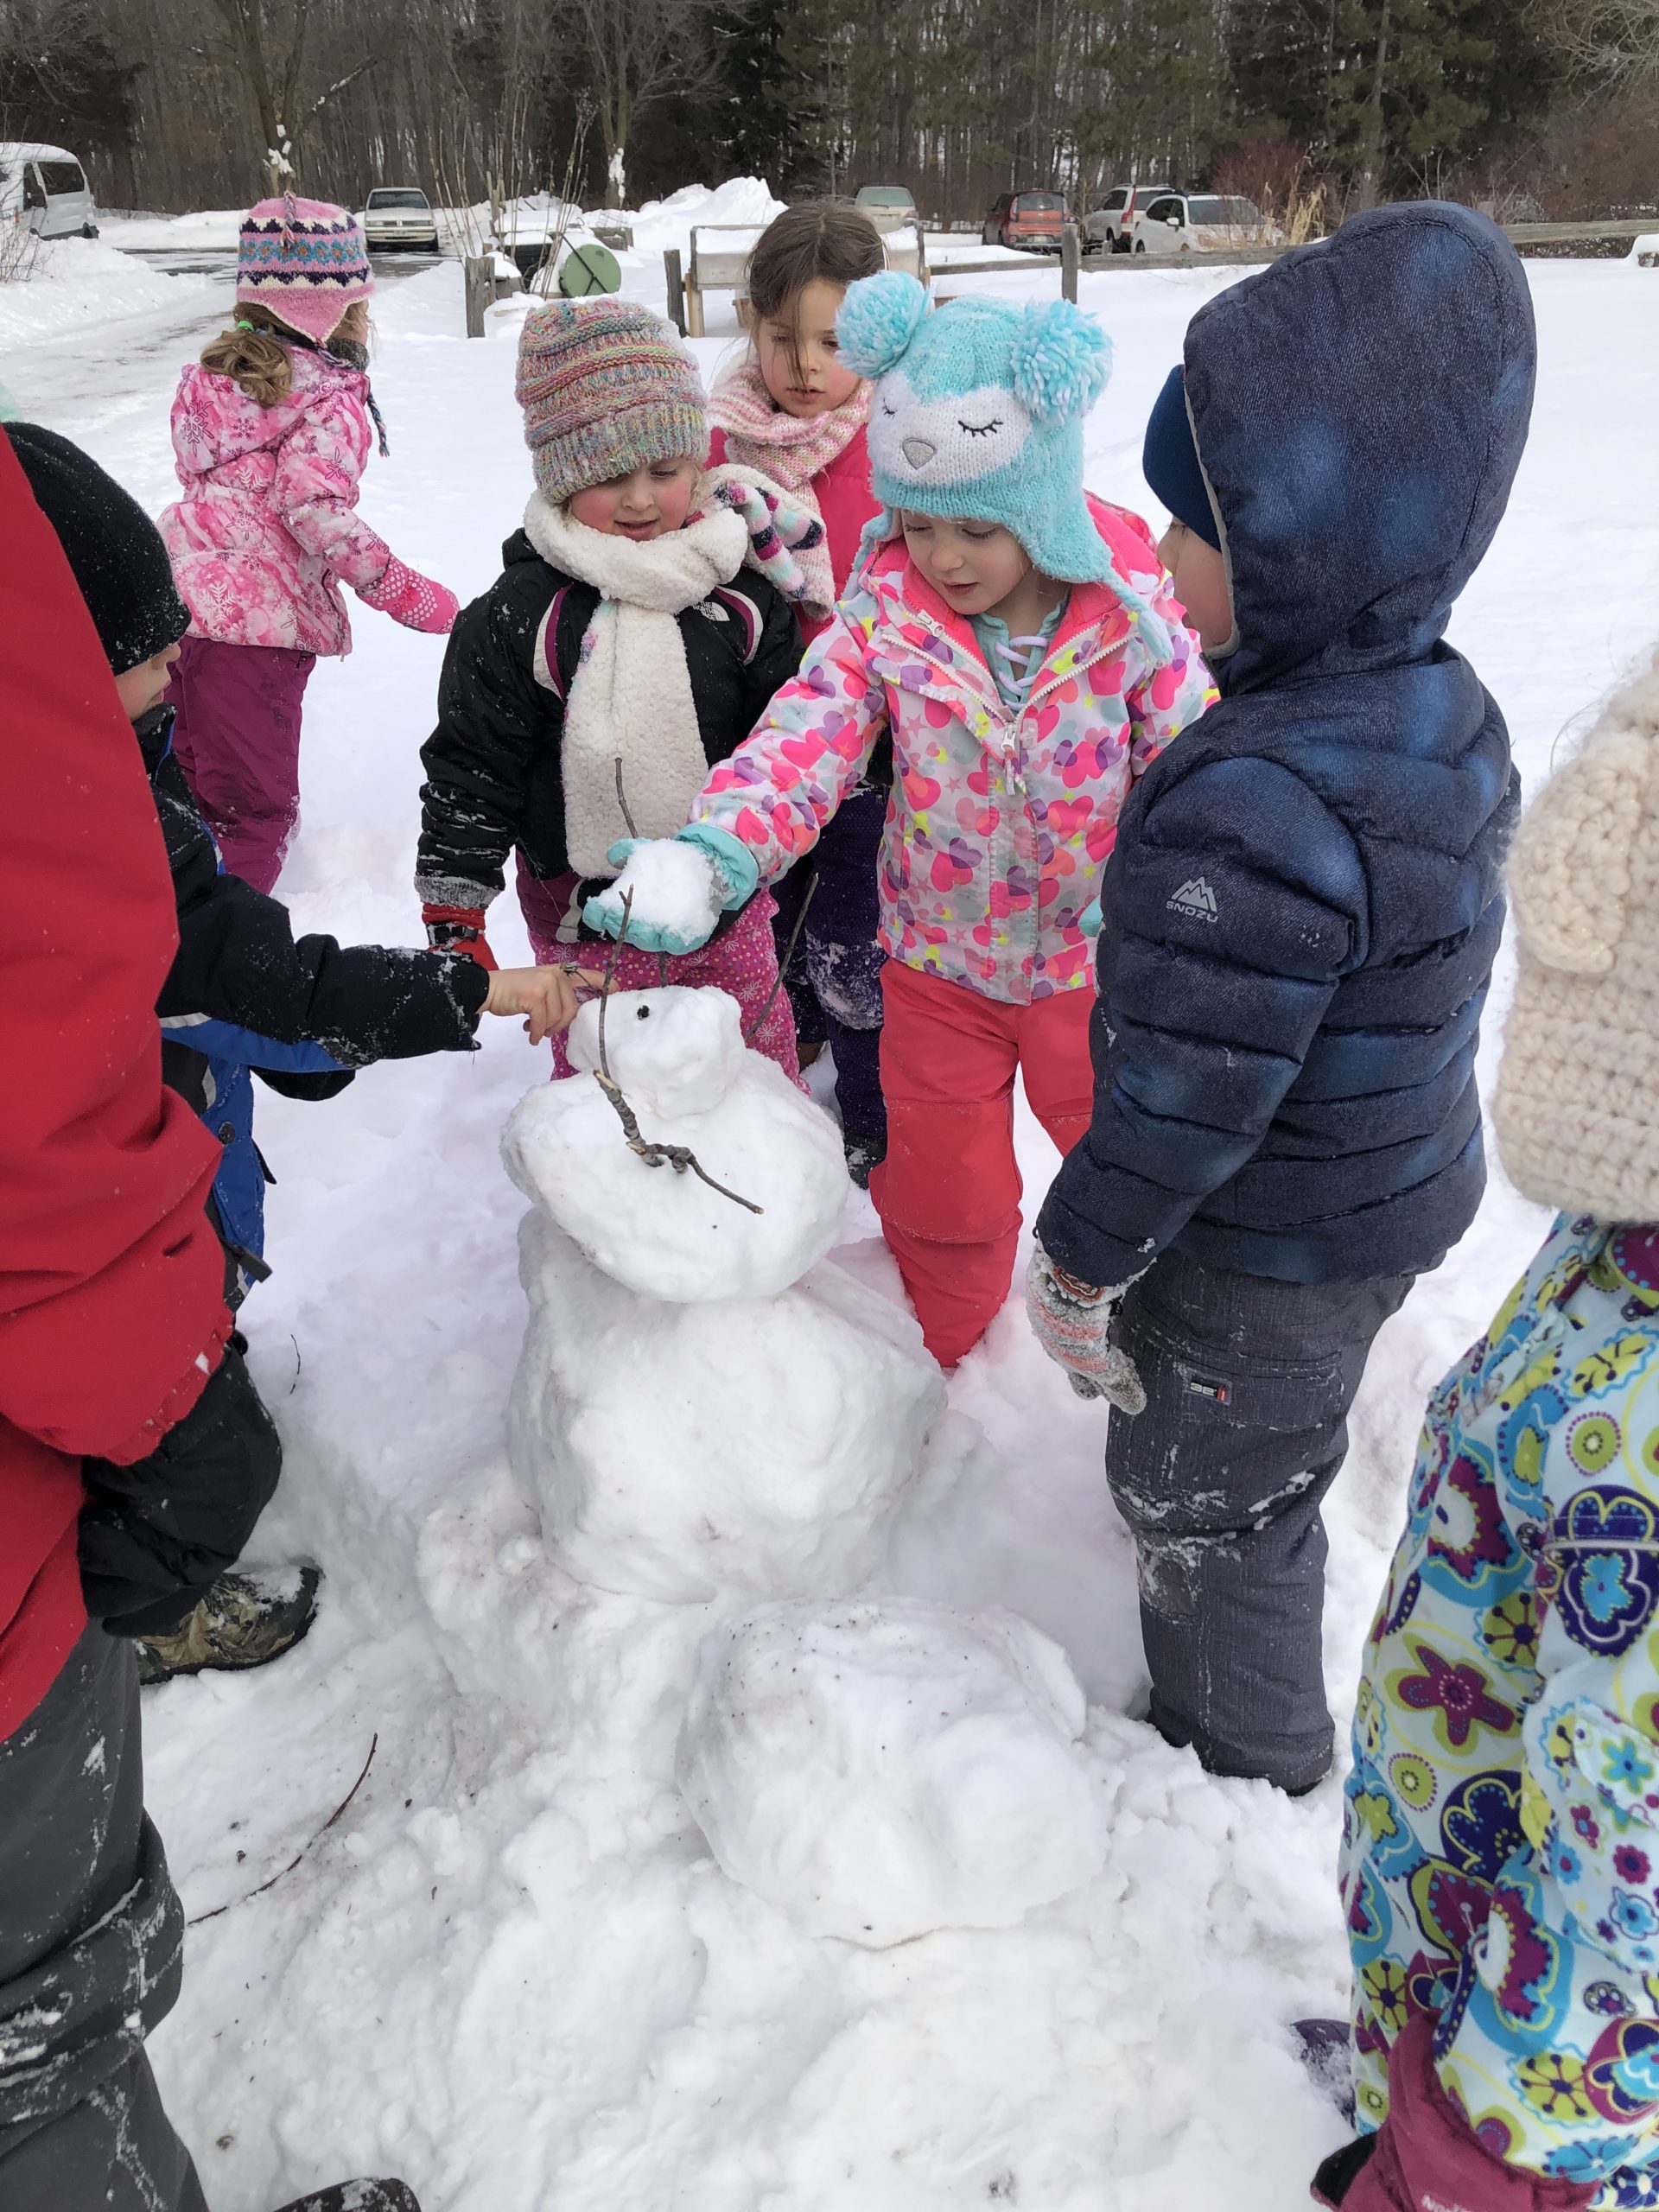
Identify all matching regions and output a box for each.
[0,435,232,1739]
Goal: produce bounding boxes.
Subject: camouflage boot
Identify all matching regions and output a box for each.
[136,1564,322,1686]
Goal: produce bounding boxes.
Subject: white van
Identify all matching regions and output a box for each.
[0,143,99,239]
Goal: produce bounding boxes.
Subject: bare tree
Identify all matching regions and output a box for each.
[557,0,720,205]
[1530,0,1659,83]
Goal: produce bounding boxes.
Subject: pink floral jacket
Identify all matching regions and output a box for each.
[161,346,397,657]
[696,498,1217,1003]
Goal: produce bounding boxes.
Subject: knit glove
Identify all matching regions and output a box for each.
[1025,1242,1146,1413]
[582,825,760,955]
[1312,2016,1596,2212]
[423,902,498,969]
[706,470,833,622]
[359,556,459,635]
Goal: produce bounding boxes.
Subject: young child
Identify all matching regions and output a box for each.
[416,296,810,1078]
[8,421,577,1683]
[586,275,1214,1367]
[1026,202,1537,1796]
[161,194,459,895]
[1316,652,1659,2212]
[709,200,892,1181]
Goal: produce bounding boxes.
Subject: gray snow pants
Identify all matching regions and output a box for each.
[0,1620,207,2212]
[1105,1249,1414,1794]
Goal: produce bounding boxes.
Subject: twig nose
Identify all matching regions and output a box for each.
[901,436,937,468]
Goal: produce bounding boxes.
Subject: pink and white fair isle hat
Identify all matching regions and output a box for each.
[236,194,373,343]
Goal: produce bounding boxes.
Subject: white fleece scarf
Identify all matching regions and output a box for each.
[523,489,750,878]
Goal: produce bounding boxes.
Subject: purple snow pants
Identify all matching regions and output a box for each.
[168,635,316,895]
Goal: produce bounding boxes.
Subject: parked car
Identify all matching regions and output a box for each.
[1129,191,1279,255]
[854,184,919,237]
[0,143,98,239]
[982,190,1065,253]
[360,186,440,252]
[1084,182,1174,255]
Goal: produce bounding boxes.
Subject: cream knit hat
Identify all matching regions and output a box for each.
[1494,649,1659,1223]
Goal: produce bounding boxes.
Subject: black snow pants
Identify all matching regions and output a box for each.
[1104,1249,1414,1794]
[0,1620,207,2212]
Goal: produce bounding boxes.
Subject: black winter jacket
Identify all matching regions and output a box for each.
[415,531,804,910]
[1039,204,1535,1290]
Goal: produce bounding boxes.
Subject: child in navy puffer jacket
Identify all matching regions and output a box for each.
[1027,203,1536,1798]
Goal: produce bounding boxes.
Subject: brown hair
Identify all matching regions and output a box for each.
[746,200,885,375]
[200,297,372,408]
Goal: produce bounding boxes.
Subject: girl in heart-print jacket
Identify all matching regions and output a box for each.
[695,494,1212,1006]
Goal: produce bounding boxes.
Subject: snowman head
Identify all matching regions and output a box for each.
[836,273,1117,587]
[564,984,746,1121]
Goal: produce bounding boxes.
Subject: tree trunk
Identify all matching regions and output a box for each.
[1353,0,1391,209]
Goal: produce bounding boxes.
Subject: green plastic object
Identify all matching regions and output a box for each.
[558,242,622,297]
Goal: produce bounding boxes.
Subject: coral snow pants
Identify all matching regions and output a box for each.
[870,960,1093,1370]
[0,1623,206,2212]
[168,634,316,895]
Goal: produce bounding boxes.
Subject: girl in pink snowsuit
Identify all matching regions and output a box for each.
[160,195,457,893]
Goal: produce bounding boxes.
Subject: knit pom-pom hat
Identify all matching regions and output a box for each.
[836,271,1114,583]
[236,194,372,342]
[1494,648,1659,1224]
[515,297,708,505]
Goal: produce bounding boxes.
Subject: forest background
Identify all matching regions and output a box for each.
[0,0,1654,241]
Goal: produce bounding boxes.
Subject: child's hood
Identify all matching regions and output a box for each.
[1185,201,1535,696]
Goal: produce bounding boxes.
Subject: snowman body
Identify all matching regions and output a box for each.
[503,988,944,1603]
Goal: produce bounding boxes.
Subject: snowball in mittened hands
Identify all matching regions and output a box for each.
[582,827,759,952]
[358,555,459,634]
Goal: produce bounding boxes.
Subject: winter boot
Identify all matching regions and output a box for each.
[843,1128,888,1190]
[270,2183,421,2212]
[1292,2018,1357,2123]
[137,1563,322,1685]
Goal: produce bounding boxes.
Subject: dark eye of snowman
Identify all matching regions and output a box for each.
[960,417,1002,436]
[635,1006,651,1020]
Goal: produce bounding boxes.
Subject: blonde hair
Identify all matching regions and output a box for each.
[200,298,372,408]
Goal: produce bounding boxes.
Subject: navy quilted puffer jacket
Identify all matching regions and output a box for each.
[1039,202,1535,1289]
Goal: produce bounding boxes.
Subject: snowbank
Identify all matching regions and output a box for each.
[611,176,785,255]
[0,231,214,346]
[101,207,245,252]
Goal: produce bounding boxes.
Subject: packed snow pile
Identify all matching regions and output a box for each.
[617,176,785,257]
[678,1597,1112,1945]
[503,986,944,1601]
[0,232,214,345]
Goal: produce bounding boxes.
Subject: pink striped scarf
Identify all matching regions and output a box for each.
[709,359,870,612]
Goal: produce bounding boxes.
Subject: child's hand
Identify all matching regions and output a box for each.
[483,965,584,1045]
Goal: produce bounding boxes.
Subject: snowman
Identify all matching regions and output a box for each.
[502,984,946,1605]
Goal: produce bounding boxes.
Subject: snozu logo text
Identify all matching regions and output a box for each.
[1166,875,1218,923]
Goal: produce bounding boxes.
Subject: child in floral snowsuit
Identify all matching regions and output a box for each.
[1320,651,1659,2212]
[588,276,1213,1368]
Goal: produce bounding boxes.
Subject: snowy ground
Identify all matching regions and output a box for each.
[7,241,1659,2212]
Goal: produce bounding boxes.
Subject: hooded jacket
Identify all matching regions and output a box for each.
[1039,202,1535,1288]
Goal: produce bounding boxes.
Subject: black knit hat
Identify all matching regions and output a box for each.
[5,422,190,674]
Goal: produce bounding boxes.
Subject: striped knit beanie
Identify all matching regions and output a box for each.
[515,297,707,505]
[236,194,372,342]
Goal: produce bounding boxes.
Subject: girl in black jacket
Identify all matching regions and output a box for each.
[416,296,810,1078]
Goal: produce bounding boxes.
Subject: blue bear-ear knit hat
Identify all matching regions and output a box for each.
[1141,366,1221,549]
[836,271,1117,586]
